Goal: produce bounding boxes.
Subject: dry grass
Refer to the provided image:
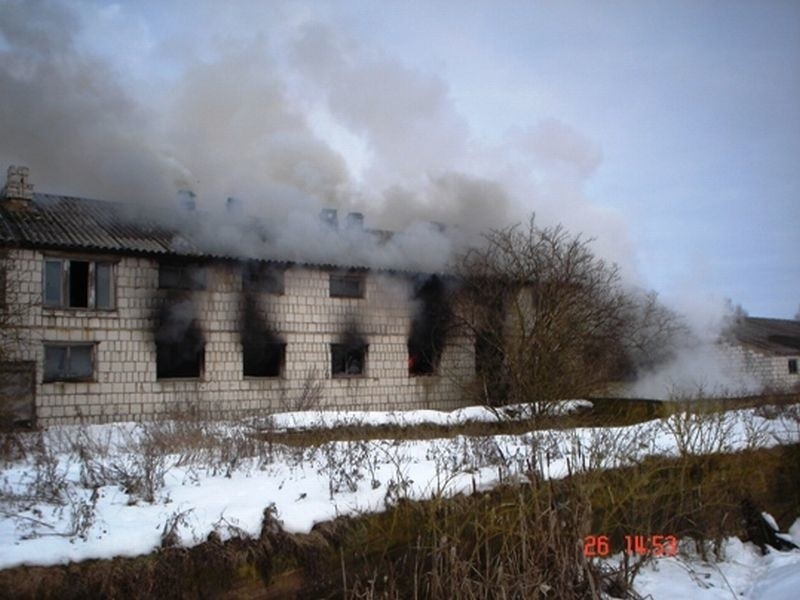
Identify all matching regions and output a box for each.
[0,396,798,598]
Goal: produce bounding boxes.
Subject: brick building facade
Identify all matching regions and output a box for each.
[0,166,473,426]
[722,317,800,391]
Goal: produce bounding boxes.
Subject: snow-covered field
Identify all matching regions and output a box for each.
[1,402,798,599]
[264,399,593,430]
[626,530,800,600]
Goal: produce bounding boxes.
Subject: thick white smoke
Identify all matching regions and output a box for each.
[1,1,773,397]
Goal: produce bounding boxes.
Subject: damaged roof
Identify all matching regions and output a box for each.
[732,317,800,356]
[0,192,404,272]
[0,193,202,256]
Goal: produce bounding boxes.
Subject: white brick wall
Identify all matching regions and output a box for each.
[2,249,474,425]
[719,342,800,391]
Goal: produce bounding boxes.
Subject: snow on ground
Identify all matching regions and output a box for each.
[0,402,798,595]
[623,523,800,600]
[263,399,593,431]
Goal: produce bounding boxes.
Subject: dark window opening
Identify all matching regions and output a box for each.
[155,299,205,379]
[43,258,114,309]
[244,342,285,377]
[789,359,798,375]
[243,261,285,295]
[68,261,89,307]
[331,344,367,377]
[408,345,435,376]
[474,335,492,377]
[158,262,207,290]
[407,275,450,376]
[156,339,204,379]
[330,271,365,298]
[43,344,94,382]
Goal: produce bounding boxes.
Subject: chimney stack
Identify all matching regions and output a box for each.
[345,212,364,230]
[177,189,196,211]
[319,208,338,230]
[2,165,34,207]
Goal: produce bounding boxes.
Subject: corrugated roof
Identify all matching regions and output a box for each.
[0,193,198,256]
[0,193,408,272]
[733,317,800,356]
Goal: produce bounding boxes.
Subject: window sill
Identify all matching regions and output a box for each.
[42,306,117,314]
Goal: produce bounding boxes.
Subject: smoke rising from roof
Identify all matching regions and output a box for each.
[3,1,772,395]
[0,0,631,275]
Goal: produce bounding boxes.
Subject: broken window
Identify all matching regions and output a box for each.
[329,271,365,298]
[243,342,285,377]
[43,344,94,382]
[43,258,115,309]
[331,343,367,377]
[68,261,89,307]
[158,262,207,290]
[789,359,798,375]
[155,298,205,379]
[242,261,285,295]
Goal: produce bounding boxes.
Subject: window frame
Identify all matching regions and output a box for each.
[330,343,368,378]
[158,261,207,291]
[789,358,798,375]
[43,343,95,383]
[329,270,366,299]
[42,256,117,311]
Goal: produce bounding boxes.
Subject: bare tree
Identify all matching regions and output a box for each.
[454,215,684,411]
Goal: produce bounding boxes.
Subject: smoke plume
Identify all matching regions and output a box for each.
[0,0,635,276]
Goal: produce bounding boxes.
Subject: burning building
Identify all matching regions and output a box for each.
[0,166,474,426]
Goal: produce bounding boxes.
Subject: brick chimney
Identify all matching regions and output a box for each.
[319,208,338,230]
[1,165,34,208]
[177,189,196,211]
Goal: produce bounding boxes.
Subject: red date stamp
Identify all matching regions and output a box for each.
[583,535,678,557]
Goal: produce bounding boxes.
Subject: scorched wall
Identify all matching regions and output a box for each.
[1,249,474,426]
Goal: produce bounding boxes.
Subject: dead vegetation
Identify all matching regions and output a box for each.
[453,215,686,409]
[0,396,798,598]
[0,442,796,599]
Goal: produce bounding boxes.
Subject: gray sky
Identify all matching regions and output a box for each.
[1,0,798,318]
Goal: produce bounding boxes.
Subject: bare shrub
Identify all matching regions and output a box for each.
[662,405,735,457]
[281,367,324,412]
[454,214,684,408]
